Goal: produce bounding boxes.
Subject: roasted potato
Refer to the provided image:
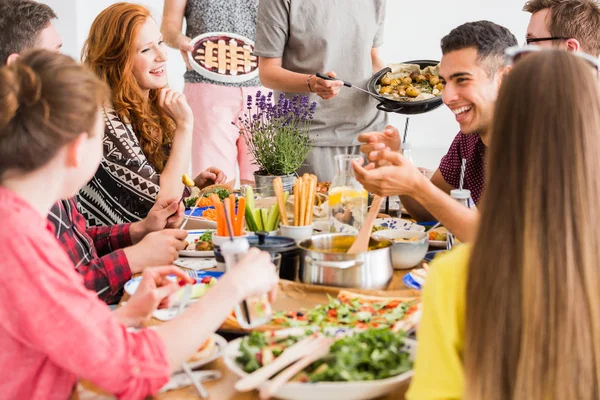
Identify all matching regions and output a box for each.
[380,76,392,85]
[424,73,432,81]
[398,89,407,97]
[379,86,393,94]
[405,86,420,97]
[402,76,412,85]
[429,76,440,86]
[415,74,427,83]
[410,71,419,81]
[390,78,400,87]
[434,83,443,91]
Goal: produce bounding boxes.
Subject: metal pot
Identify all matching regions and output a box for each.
[254,173,296,197]
[297,233,393,290]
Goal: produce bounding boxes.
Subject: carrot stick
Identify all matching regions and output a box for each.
[209,194,224,235]
[229,194,236,224]
[223,198,232,236]
[235,197,246,236]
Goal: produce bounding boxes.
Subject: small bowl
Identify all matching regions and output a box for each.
[372,230,429,269]
[212,234,249,247]
[279,224,313,243]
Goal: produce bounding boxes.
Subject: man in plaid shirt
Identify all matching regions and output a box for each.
[48,197,187,304]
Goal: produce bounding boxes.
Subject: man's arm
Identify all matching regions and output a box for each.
[371,47,385,72]
[353,151,478,243]
[410,177,479,243]
[401,169,454,222]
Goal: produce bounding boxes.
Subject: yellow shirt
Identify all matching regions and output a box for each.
[406,244,471,400]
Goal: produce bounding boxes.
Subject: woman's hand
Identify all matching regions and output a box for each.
[227,248,279,303]
[159,88,194,129]
[194,167,227,188]
[118,266,194,327]
[175,34,194,71]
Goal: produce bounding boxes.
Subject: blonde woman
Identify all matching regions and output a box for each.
[406,49,600,399]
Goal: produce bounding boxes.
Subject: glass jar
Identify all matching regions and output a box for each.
[328,154,368,233]
[446,189,476,250]
[220,238,273,329]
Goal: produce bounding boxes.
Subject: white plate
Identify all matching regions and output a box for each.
[180,230,215,258]
[188,32,259,84]
[184,334,228,370]
[223,337,416,400]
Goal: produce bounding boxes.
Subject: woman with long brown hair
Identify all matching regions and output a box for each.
[0,50,277,399]
[407,49,600,399]
[80,2,226,226]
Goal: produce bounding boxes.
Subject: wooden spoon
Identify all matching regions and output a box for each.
[347,195,384,254]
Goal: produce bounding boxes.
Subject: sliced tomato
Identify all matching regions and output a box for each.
[327,309,337,318]
[386,300,402,309]
[360,306,376,314]
[406,304,419,315]
[201,277,212,284]
[355,322,369,330]
[370,322,380,328]
[273,318,287,324]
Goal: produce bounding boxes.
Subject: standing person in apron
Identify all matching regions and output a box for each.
[162,0,263,186]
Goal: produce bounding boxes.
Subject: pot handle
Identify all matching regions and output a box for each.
[314,260,360,270]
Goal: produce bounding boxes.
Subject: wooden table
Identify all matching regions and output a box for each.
[79,267,420,400]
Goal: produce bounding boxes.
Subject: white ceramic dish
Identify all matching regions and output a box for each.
[179,230,214,258]
[183,334,227,371]
[373,230,429,270]
[188,32,259,84]
[224,337,416,400]
[373,218,425,232]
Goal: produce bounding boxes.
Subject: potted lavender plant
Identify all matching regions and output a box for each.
[237,91,316,195]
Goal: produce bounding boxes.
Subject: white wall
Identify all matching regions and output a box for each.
[42,0,529,170]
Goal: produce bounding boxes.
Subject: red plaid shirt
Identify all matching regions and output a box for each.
[48,198,133,304]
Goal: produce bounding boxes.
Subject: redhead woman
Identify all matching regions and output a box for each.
[406,49,600,399]
[0,50,278,399]
[79,2,226,226]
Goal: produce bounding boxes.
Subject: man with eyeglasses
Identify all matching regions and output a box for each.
[524,0,600,57]
[353,21,517,242]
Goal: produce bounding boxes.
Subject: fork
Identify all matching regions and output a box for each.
[181,361,209,398]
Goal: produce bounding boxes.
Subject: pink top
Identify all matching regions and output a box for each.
[0,187,170,399]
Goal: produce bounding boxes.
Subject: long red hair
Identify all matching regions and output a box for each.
[82,2,175,172]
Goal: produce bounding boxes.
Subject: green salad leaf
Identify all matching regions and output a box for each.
[235,329,412,382]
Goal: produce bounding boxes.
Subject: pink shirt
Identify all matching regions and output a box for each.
[0,187,170,399]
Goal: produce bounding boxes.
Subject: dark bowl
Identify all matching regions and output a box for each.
[367,60,444,115]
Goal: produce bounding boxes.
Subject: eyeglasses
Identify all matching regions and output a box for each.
[505,45,600,72]
[525,36,569,45]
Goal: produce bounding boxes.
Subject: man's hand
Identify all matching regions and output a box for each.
[358,125,401,159]
[352,150,427,198]
[194,167,227,188]
[130,197,183,242]
[116,266,194,327]
[311,71,343,100]
[124,229,188,274]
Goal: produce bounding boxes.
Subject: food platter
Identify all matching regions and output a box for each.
[223,331,416,400]
[188,32,259,84]
[366,60,444,115]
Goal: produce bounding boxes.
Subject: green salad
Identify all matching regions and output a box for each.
[235,329,412,382]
